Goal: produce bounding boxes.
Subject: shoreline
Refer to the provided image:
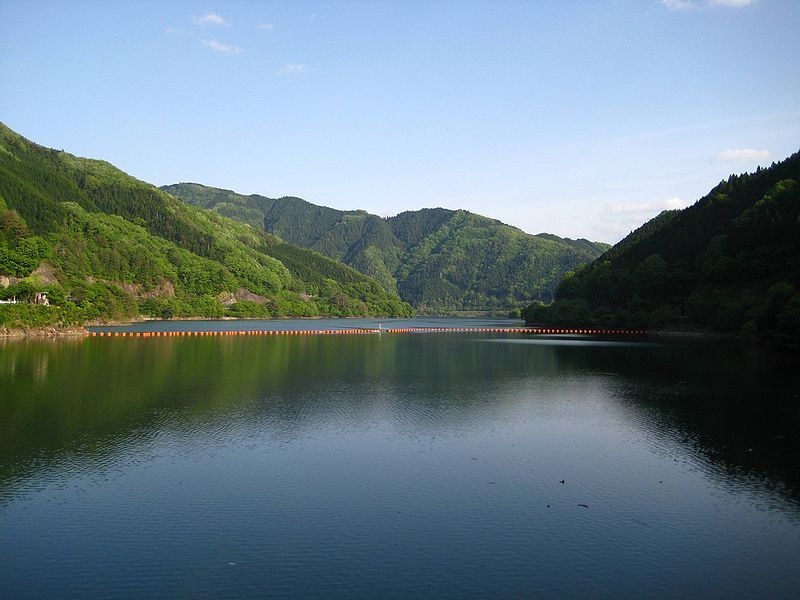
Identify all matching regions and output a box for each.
[0,325,88,338]
[0,315,413,338]
[2,314,524,338]
[2,320,747,342]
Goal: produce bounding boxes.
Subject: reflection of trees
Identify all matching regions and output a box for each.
[548,340,800,504]
[0,335,559,468]
[1,335,798,505]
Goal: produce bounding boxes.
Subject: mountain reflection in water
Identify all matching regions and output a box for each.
[1,323,799,598]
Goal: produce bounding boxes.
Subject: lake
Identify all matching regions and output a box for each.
[2,318,799,598]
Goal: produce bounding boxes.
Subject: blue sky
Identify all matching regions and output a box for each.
[1,0,798,242]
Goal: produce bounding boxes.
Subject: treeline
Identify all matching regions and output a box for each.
[0,123,412,329]
[163,184,609,310]
[523,151,800,352]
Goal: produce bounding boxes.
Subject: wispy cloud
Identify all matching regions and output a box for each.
[660,0,695,10]
[276,63,309,76]
[660,0,756,9]
[708,0,756,6]
[605,197,686,216]
[202,39,243,54]
[193,13,230,27]
[257,23,274,31]
[718,148,770,161]
[597,197,687,241]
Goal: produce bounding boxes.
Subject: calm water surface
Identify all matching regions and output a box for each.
[2,318,799,598]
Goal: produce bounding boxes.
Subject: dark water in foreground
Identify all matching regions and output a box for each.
[2,318,799,598]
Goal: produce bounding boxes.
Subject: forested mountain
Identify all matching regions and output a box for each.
[0,123,412,328]
[523,150,800,350]
[163,183,609,311]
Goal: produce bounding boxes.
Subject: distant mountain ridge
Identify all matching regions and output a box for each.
[162,183,609,311]
[0,123,412,328]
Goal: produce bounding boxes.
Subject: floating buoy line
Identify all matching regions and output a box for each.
[86,327,646,338]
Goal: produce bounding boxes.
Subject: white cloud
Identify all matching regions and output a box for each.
[661,0,695,10]
[708,0,756,6]
[605,201,655,215]
[257,23,274,30]
[202,39,243,54]
[663,197,687,210]
[597,197,687,241]
[660,0,756,9]
[718,148,770,161]
[276,63,309,76]
[193,13,230,27]
[605,197,686,216]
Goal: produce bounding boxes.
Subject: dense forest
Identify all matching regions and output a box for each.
[523,150,800,351]
[0,123,412,330]
[163,183,608,311]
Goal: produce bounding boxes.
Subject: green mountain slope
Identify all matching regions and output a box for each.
[162,183,609,311]
[523,150,800,350]
[0,123,412,328]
